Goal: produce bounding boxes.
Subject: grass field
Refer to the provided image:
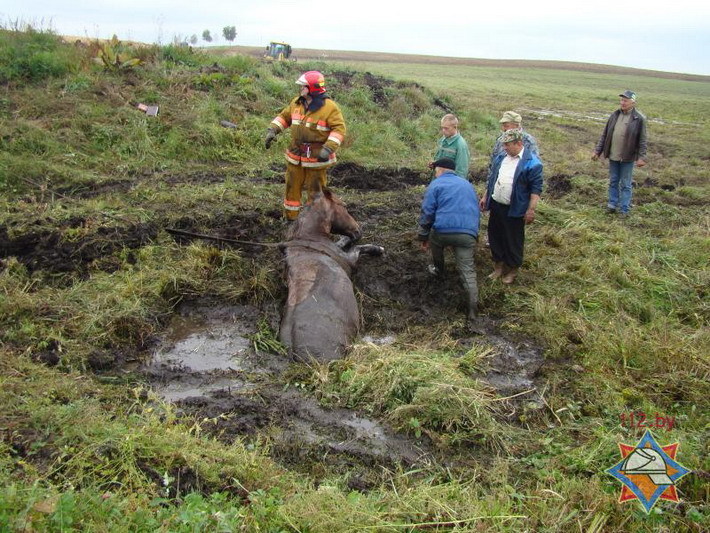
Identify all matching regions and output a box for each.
[1,28,709,531]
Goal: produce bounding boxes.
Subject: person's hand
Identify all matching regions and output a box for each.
[427,161,435,169]
[524,208,535,224]
[479,196,488,212]
[420,240,429,252]
[591,152,600,161]
[265,128,277,149]
[317,146,333,162]
[636,159,647,168]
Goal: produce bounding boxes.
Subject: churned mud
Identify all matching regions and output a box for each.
[141,294,543,480]
[142,301,434,482]
[0,220,158,275]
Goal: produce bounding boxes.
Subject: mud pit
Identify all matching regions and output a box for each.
[143,301,434,483]
[142,296,544,482]
[2,161,547,481]
[135,165,546,481]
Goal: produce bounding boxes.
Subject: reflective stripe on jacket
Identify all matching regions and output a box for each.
[270,95,346,169]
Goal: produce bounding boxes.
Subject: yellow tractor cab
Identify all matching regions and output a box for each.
[264,41,293,61]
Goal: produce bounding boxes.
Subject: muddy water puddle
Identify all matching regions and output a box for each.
[152,320,250,372]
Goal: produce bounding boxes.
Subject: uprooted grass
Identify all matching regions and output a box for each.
[316,343,507,449]
[1,239,282,366]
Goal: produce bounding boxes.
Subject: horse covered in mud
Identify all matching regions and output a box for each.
[279,189,384,363]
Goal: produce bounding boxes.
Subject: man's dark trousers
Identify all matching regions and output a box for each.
[488,199,525,268]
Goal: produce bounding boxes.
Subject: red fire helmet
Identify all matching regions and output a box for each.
[296,71,326,95]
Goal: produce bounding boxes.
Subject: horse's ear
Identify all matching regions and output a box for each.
[322,187,333,200]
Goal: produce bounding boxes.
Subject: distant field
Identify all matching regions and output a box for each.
[218,45,710,82]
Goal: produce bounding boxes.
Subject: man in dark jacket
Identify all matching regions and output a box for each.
[592,90,647,217]
[480,129,543,285]
[418,158,480,320]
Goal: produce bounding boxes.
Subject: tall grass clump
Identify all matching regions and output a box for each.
[319,343,508,449]
[0,26,82,83]
[158,43,206,68]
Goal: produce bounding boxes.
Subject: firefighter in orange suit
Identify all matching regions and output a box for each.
[265,71,346,220]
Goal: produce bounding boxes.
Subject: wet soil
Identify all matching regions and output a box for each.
[169,209,285,248]
[545,173,573,198]
[330,162,428,190]
[0,220,158,274]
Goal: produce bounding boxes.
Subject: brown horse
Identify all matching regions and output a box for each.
[279,189,384,363]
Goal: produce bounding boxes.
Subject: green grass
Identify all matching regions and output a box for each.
[0,28,708,532]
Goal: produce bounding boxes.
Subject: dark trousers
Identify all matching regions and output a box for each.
[488,199,525,268]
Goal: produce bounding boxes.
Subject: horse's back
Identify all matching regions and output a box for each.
[280,249,359,362]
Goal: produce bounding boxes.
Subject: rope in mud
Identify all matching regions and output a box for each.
[165,228,283,248]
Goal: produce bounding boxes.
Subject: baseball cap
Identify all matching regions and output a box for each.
[619,90,637,101]
[499,111,522,124]
[500,129,523,143]
[432,158,456,171]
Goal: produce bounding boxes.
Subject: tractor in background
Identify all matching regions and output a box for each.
[263,41,294,61]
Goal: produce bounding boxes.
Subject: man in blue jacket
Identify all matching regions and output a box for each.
[418,158,480,320]
[480,129,543,285]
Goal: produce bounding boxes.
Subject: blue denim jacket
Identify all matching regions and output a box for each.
[485,149,543,218]
[418,171,480,239]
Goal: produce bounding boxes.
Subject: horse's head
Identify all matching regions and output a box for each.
[286,188,361,242]
[320,189,361,241]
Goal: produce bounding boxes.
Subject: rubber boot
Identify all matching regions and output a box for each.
[467,299,486,335]
[467,300,477,321]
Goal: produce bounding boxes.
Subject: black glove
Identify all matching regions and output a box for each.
[265,128,277,149]
[317,145,333,162]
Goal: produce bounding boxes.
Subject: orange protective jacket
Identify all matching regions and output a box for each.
[270,95,346,168]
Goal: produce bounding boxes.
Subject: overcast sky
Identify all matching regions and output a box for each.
[2,1,710,76]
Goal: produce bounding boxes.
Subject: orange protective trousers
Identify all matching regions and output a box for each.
[283,163,328,220]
